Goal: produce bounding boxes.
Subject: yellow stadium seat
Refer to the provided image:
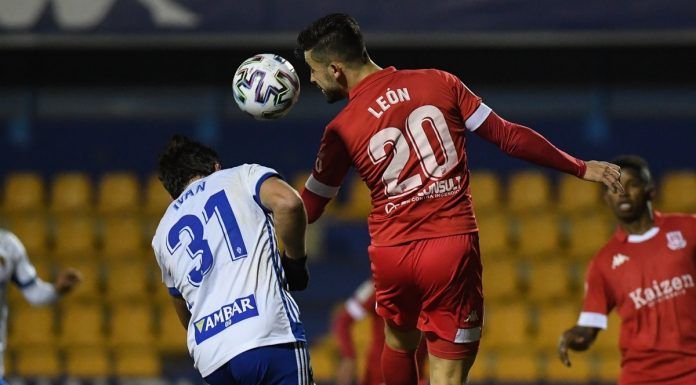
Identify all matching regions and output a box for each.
[10,307,55,348]
[57,260,102,302]
[508,170,553,214]
[469,171,503,213]
[558,174,602,214]
[466,353,491,382]
[308,336,338,382]
[491,353,540,381]
[482,261,520,301]
[516,214,562,259]
[144,174,172,217]
[59,302,105,348]
[64,346,111,377]
[8,215,49,257]
[105,261,150,302]
[3,173,45,214]
[545,353,592,381]
[337,177,372,220]
[659,171,696,212]
[477,212,511,256]
[53,216,97,260]
[109,302,154,348]
[592,312,621,353]
[527,260,572,302]
[567,214,614,260]
[97,172,140,214]
[113,346,162,377]
[101,216,144,260]
[15,347,61,377]
[50,172,93,213]
[534,304,579,351]
[595,350,622,382]
[157,305,188,354]
[484,303,532,350]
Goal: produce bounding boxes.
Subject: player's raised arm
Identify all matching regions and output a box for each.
[259,176,310,290]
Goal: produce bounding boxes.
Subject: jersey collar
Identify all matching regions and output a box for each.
[349,66,397,100]
[614,211,663,243]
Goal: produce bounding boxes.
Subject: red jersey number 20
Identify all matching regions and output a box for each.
[367,105,459,199]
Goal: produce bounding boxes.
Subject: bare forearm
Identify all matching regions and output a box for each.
[274,201,308,259]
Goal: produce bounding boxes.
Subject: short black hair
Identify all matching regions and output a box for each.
[158,135,221,198]
[296,13,368,65]
[611,155,654,187]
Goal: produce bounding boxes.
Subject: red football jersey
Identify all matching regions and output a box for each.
[306,67,489,246]
[579,212,696,385]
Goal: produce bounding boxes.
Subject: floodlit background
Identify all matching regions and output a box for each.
[0,1,695,384]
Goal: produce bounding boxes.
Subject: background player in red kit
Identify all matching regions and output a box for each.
[558,155,696,385]
[296,13,623,385]
[333,280,427,385]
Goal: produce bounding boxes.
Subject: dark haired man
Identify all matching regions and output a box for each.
[151,135,314,385]
[296,13,623,385]
[559,155,696,385]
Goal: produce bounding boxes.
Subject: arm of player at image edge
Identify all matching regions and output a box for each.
[260,176,310,291]
[472,108,624,193]
[21,267,82,306]
[557,325,601,367]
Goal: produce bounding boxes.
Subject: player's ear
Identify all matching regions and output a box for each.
[328,62,342,80]
[645,185,657,201]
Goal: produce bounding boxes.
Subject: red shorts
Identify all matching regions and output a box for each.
[368,233,483,357]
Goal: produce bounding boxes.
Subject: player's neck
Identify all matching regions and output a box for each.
[619,209,655,235]
[346,61,383,91]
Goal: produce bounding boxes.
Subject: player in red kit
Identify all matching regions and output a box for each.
[296,13,623,385]
[558,155,696,385]
[333,280,427,385]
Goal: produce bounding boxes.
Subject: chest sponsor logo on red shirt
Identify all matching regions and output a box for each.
[666,230,687,251]
[628,274,695,310]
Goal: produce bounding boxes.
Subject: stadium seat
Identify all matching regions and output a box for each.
[157,305,188,354]
[8,214,49,257]
[97,172,140,214]
[336,176,372,220]
[3,172,45,214]
[101,216,144,260]
[516,213,562,259]
[64,346,111,377]
[527,260,573,302]
[558,174,602,214]
[109,302,154,348]
[59,302,105,348]
[105,261,150,302]
[534,304,579,351]
[144,174,171,217]
[9,306,56,348]
[545,353,592,381]
[508,170,553,214]
[58,260,102,302]
[469,171,503,213]
[659,171,696,212]
[482,260,521,301]
[15,347,61,377]
[591,312,621,353]
[53,216,97,260]
[50,172,93,213]
[476,211,511,256]
[567,214,614,260]
[491,352,540,381]
[113,346,162,377]
[484,303,532,350]
[307,336,338,382]
[466,352,491,381]
[595,350,622,382]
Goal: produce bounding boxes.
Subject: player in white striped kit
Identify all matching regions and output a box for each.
[0,229,81,383]
[151,135,313,385]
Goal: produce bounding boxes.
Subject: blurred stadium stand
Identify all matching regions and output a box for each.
[0,1,695,384]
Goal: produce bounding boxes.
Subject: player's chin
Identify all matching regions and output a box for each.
[323,89,346,104]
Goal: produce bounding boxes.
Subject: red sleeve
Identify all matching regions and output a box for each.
[578,258,615,329]
[474,111,587,178]
[303,126,352,223]
[333,306,357,359]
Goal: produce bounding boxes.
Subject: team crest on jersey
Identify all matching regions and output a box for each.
[666,231,687,250]
[193,294,259,344]
[612,253,630,269]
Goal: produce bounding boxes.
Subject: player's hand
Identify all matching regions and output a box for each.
[582,160,623,193]
[54,268,82,295]
[335,358,356,385]
[557,326,596,367]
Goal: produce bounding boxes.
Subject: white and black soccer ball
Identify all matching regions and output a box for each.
[232,54,301,120]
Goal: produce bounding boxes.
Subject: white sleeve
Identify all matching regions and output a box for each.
[245,164,282,212]
[3,231,58,305]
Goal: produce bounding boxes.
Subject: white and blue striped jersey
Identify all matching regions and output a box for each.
[151,164,305,377]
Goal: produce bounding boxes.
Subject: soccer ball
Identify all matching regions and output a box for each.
[232,54,301,120]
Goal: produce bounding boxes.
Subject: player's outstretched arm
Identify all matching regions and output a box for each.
[557,325,600,367]
[22,268,82,306]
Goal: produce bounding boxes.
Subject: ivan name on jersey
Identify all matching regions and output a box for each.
[194,294,259,344]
